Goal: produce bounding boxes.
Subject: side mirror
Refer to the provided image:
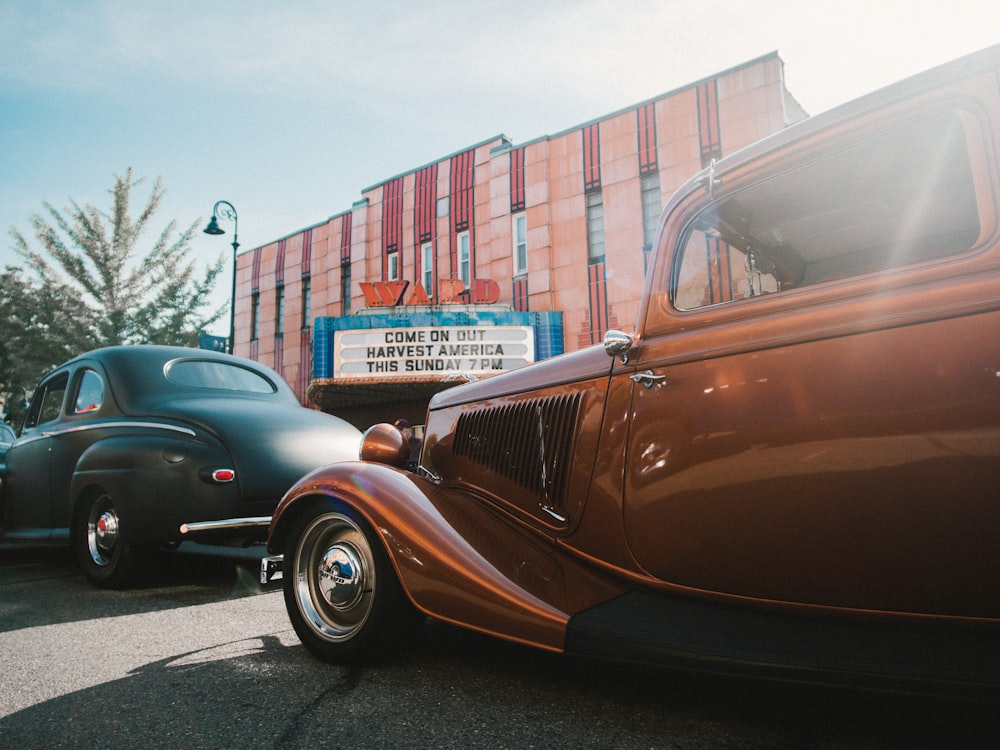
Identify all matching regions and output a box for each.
[603,330,634,360]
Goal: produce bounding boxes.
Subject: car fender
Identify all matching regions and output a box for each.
[269,461,626,652]
[69,433,239,545]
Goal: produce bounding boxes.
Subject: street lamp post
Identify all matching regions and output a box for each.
[203,200,239,354]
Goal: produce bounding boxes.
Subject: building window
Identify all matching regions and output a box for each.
[251,293,260,341]
[641,172,661,272]
[387,250,399,281]
[641,172,661,250]
[421,242,434,295]
[512,213,527,275]
[586,191,605,263]
[458,231,471,286]
[301,277,311,330]
[275,285,285,335]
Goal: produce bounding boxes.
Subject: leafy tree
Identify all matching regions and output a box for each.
[9,167,226,352]
[0,267,96,404]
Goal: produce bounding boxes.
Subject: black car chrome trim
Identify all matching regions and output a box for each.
[179,516,273,535]
[36,421,198,440]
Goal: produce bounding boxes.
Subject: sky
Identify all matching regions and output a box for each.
[1,0,996,335]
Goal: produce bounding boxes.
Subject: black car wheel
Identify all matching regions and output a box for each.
[75,491,137,589]
[283,501,422,664]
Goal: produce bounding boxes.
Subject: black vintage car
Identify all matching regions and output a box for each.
[0,345,361,587]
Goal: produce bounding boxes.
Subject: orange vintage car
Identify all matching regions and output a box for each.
[267,44,1000,693]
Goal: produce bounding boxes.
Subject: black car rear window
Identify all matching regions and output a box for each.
[165,360,276,393]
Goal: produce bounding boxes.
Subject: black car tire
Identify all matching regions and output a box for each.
[74,491,137,589]
[283,500,422,664]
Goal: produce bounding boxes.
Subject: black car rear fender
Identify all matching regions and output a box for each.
[68,434,240,545]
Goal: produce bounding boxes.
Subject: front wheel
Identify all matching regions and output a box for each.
[282,501,422,664]
[74,492,137,589]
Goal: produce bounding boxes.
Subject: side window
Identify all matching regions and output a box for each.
[672,109,982,311]
[73,370,104,414]
[26,373,69,427]
[674,231,779,310]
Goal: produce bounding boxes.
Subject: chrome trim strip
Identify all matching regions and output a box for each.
[179,516,273,535]
[37,421,198,439]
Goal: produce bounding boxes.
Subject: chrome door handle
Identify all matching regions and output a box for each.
[630,370,666,388]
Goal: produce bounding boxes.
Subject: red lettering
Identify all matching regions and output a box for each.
[360,278,500,307]
[359,280,411,307]
[472,278,501,304]
[438,279,465,303]
[406,281,432,305]
[381,280,410,305]
[359,281,384,307]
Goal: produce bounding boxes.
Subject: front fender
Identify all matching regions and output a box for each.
[270,461,624,652]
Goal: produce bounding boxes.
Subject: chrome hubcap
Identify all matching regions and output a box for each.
[294,512,376,642]
[87,499,119,566]
[95,511,119,554]
[318,544,364,610]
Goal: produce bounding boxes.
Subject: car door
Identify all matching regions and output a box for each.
[5,370,70,531]
[620,101,1000,618]
[46,367,110,530]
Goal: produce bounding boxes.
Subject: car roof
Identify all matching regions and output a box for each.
[57,345,297,412]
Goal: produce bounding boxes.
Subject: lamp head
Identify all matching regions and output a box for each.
[203,216,225,236]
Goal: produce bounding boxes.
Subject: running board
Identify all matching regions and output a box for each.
[566,591,1000,696]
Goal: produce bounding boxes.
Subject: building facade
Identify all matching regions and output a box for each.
[232,53,807,427]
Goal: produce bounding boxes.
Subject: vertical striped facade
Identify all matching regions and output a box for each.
[697,79,723,166]
[509,147,526,212]
[231,53,803,405]
[382,176,404,278]
[637,102,658,174]
[298,228,313,401]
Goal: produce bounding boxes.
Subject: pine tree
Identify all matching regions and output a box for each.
[9,168,226,350]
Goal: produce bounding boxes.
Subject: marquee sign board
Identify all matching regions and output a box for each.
[334,326,535,379]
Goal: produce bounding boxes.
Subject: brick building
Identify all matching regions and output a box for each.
[232,52,807,427]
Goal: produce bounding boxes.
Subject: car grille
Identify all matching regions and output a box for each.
[453,392,583,512]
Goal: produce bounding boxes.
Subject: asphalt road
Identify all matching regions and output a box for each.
[1,542,997,749]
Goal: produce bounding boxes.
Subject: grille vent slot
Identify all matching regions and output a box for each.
[453,393,583,511]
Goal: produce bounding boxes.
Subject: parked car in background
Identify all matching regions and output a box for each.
[0,423,15,457]
[0,346,361,587]
[266,45,1000,694]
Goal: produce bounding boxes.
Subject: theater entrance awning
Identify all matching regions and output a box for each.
[307,376,474,428]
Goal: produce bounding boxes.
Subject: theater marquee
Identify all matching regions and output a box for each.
[334,326,535,379]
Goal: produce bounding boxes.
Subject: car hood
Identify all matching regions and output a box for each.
[159,397,362,503]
